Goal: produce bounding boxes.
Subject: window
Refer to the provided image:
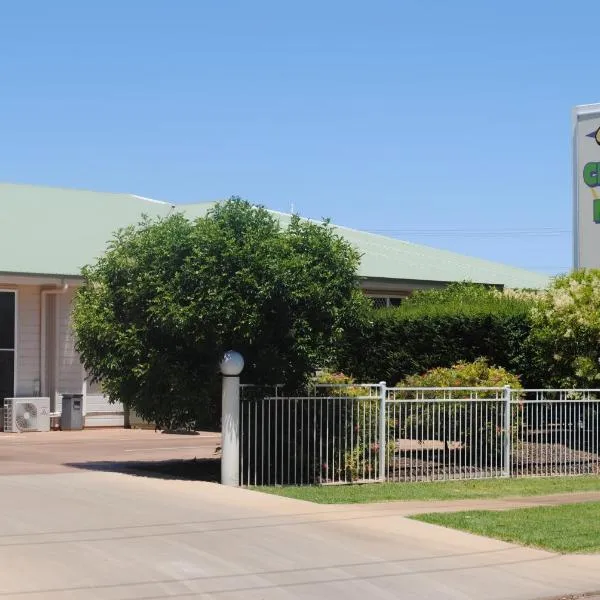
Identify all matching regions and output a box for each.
[371,296,389,309]
[0,291,16,402]
[368,296,403,309]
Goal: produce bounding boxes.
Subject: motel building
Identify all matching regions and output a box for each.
[0,183,548,431]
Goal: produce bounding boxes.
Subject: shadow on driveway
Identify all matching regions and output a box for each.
[64,457,221,482]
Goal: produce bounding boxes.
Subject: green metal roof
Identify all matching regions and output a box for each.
[0,183,173,276]
[255,210,550,290]
[0,183,550,289]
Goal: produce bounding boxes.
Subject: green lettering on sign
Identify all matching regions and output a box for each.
[584,162,600,188]
[595,199,600,224]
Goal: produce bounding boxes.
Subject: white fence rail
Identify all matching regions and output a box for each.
[239,385,600,486]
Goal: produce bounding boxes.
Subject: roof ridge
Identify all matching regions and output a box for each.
[130,194,173,206]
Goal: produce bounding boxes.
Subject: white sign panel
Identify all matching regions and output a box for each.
[574,104,600,269]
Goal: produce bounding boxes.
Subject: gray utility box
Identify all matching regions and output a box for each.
[61,394,84,431]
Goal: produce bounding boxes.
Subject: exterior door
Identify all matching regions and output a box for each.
[0,291,15,403]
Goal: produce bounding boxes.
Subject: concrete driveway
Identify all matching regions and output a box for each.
[1,470,600,599]
[0,429,220,475]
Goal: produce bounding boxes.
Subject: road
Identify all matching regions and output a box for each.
[1,468,600,599]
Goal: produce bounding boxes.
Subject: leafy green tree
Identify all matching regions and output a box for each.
[529,269,600,388]
[73,198,369,429]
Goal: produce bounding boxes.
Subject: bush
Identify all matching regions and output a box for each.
[312,372,384,482]
[529,269,600,388]
[395,359,522,467]
[335,283,537,387]
[242,371,389,484]
[399,357,522,389]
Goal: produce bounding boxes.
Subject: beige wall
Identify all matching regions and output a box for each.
[2,282,121,426]
[16,285,41,396]
[57,288,84,394]
[12,284,83,403]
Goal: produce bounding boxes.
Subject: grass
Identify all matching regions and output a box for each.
[413,502,600,553]
[255,475,600,504]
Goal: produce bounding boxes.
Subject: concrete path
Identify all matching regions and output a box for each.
[1,472,600,599]
[339,490,600,516]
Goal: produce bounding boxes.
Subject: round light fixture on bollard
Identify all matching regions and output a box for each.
[220,350,244,377]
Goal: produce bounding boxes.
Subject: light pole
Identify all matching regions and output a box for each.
[220,350,244,486]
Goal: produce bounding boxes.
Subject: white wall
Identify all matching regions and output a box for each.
[57,288,83,394]
[0,282,124,427]
[16,285,41,396]
[55,287,124,426]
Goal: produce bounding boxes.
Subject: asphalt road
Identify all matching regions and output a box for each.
[1,470,600,599]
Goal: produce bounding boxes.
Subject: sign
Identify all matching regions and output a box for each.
[574,104,600,268]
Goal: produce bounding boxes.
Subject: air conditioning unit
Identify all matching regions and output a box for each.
[3,398,51,433]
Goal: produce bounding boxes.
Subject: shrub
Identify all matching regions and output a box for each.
[399,357,522,390]
[529,269,600,388]
[395,359,522,467]
[312,371,384,481]
[240,371,384,484]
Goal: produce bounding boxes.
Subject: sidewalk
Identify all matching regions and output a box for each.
[334,490,600,517]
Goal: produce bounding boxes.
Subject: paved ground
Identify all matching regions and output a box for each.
[0,469,600,599]
[345,491,600,516]
[1,430,600,599]
[0,429,221,475]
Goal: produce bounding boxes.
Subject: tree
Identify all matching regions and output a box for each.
[72,198,369,430]
[529,269,600,388]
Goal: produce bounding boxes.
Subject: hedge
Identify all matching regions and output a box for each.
[335,283,538,387]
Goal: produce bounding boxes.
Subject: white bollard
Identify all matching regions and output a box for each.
[220,351,244,486]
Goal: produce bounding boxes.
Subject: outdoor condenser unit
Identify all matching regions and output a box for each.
[3,398,51,433]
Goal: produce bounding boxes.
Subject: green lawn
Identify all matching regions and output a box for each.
[413,502,600,553]
[255,476,600,504]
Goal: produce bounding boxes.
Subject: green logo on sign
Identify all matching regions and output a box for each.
[584,163,600,188]
[583,162,600,224]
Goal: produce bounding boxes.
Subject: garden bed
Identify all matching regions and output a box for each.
[382,440,600,482]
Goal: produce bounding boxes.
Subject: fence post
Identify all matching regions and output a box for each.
[379,381,387,482]
[502,385,512,478]
[220,351,244,486]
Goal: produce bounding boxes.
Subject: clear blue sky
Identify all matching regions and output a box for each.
[0,1,591,274]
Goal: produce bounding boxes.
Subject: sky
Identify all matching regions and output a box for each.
[0,1,593,275]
